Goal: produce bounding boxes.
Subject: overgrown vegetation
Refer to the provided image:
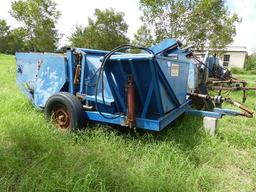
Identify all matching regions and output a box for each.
[133,0,240,48]
[0,0,60,54]
[230,67,247,74]
[245,53,256,72]
[231,53,256,75]
[1,55,256,191]
[0,20,28,54]
[0,0,240,53]
[69,9,129,50]
[10,0,60,52]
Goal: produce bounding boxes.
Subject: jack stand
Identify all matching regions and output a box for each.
[203,117,218,136]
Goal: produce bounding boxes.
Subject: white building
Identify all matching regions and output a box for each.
[195,46,247,69]
[218,46,247,69]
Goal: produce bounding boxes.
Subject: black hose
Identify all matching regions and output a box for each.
[95,45,155,119]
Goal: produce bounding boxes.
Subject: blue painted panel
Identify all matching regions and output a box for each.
[16,53,42,93]
[137,100,190,131]
[186,108,222,118]
[80,53,114,102]
[158,100,190,130]
[214,108,244,116]
[156,56,190,110]
[85,111,126,125]
[83,100,190,131]
[67,50,74,94]
[187,60,198,92]
[78,39,190,117]
[150,39,178,55]
[16,52,67,108]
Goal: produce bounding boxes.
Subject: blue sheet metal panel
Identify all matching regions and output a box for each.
[213,108,244,116]
[77,48,110,56]
[150,39,178,55]
[76,48,124,56]
[16,52,67,108]
[84,97,190,132]
[135,118,160,131]
[141,82,154,118]
[149,59,164,115]
[34,56,66,107]
[137,100,190,131]
[16,53,43,94]
[105,57,160,116]
[67,50,74,94]
[83,54,114,101]
[107,54,153,60]
[156,56,190,109]
[104,51,190,116]
[129,60,144,105]
[207,56,220,77]
[104,66,126,112]
[79,54,86,93]
[65,51,116,112]
[77,40,191,126]
[84,100,190,131]
[16,79,36,107]
[85,95,114,106]
[186,108,222,118]
[158,100,190,130]
[108,60,127,105]
[70,51,117,113]
[84,111,126,125]
[157,65,180,112]
[187,60,198,92]
[78,40,190,118]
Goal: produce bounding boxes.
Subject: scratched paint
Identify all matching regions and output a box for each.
[16,53,67,108]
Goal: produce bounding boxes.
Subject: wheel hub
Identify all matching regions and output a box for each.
[52,106,70,129]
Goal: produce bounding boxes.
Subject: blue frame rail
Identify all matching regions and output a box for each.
[84,100,191,131]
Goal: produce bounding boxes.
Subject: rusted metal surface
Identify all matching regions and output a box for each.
[209,79,256,103]
[74,54,82,84]
[127,75,135,128]
[211,86,256,91]
[208,79,247,84]
[243,82,246,103]
[76,92,85,100]
[52,105,71,129]
[188,92,254,118]
[225,99,254,117]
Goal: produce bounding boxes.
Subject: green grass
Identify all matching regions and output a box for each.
[231,67,256,75]
[0,54,256,191]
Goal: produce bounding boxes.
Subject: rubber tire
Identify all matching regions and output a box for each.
[44,92,85,130]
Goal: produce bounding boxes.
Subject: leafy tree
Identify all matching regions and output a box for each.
[69,25,87,48]
[0,19,10,37]
[0,19,30,54]
[245,53,256,71]
[135,0,240,49]
[7,27,29,54]
[10,0,60,52]
[132,25,154,47]
[0,19,11,53]
[69,8,129,50]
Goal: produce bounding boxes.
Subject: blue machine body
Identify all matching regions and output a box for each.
[16,39,235,131]
[16,53,67,108]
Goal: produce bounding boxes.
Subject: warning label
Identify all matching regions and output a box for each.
[171,64,179,76]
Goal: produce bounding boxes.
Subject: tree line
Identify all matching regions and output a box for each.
[0,0,240,54]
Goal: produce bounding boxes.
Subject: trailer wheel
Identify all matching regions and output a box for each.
[44,92,85,130]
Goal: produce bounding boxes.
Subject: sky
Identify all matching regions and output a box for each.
[0,0,256,53]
